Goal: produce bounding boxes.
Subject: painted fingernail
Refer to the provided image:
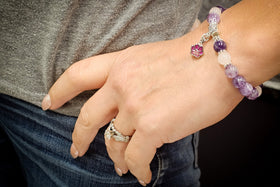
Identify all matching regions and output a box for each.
[70,143,79,159]
[138,180,146,186]
[115,167,123,177]
[42,94,51,110]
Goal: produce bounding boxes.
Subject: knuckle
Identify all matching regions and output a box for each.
[105,140,115,152]
[109,77,124,94]
[123,98,140,114]
[66,60,91,87]
[125,152,139,169]
[66,62,82,86]
[77,105,90,128]
[72,130,83,148]
[115,46,135,64]
[137,118,158,137]
[109,49,138,92]
[107,144,123,157]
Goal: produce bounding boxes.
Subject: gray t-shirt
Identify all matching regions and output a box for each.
[0,0,202,116]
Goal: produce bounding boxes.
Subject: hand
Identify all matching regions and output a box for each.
[42,33,243,185]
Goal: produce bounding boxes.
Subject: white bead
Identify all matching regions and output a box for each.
[256,86,262,97]
[209,7,221,16]
[218,50,231,66]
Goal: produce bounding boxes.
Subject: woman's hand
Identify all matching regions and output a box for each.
[42,32,243,185]
[42,0,280,185]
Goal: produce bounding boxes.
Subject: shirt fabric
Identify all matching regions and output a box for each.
[0,0,202,116]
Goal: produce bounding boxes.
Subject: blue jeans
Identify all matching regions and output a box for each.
[0,94,200,187]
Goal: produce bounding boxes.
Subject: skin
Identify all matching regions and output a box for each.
[42,0,280,185]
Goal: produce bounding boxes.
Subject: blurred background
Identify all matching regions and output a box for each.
[198,89,280,187]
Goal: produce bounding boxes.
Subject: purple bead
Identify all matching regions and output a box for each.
[214,40,227,52]
[239,82,253,97]
[216,6,226,13]
[207,13,220,24]
[247,87,259,100]
[232,75,246,88]
[225,64,238,78]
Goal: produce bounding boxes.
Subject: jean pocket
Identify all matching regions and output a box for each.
[192,132,199,169]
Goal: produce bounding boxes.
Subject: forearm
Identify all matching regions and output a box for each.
[183,0,280,86]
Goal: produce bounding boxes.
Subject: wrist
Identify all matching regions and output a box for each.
[181,6,263,100]
[181,1,280,100]
[179,24,243,100]
[218,0,280,86]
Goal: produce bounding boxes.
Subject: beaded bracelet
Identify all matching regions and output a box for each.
[190,6,262,100]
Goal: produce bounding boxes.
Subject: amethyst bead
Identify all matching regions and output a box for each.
[232,75,246,88]
[239,82,253,97]
[207,13,220,24]
[247,88,259,100]
[214,40,227,52]
[225,64,238,78]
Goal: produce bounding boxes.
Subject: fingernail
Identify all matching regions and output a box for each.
[70,143,79,159]
[138,180,146,186]
[115,167,123,177]
[42,94,51,110]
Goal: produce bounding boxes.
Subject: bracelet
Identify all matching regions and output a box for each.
[190,6,262,100]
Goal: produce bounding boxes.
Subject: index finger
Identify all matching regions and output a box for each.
[43,52,119,110]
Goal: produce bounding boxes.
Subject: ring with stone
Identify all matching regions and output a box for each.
[104,118,131,143]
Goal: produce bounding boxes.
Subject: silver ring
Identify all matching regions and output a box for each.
[104,118,131,143]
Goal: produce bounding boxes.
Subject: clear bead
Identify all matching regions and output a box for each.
[218,50,231,66]
[209,7,222,16]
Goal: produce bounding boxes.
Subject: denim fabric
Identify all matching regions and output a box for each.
[0,94,200,187]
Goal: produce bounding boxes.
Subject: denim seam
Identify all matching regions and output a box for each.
[151,152,162,187]
[192,132,199,169]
